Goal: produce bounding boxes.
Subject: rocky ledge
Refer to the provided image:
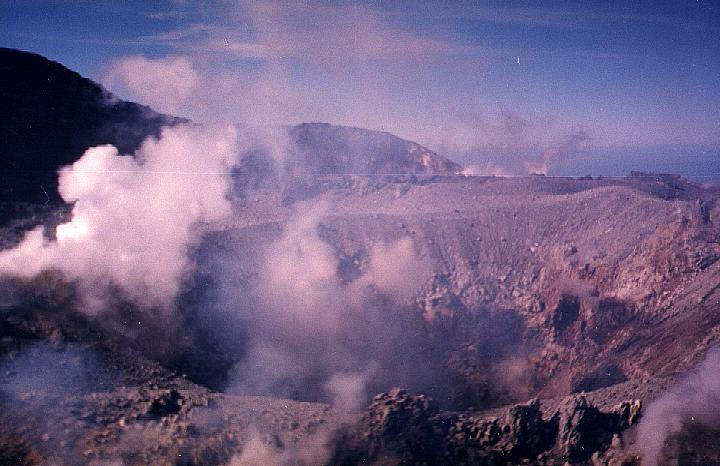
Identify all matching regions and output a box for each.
[332,388,642,466]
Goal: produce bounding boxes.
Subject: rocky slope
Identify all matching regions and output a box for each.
[332,388,642,466]
[2,48,720,465]
[0,47,184,204]
[287,123,462,176]
[0,48,459,207]
[204,173,720,406]
[4,173,720,465]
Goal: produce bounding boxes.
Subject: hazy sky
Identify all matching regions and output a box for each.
[2,1,719,158]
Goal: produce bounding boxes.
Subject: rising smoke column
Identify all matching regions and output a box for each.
[0,124,239,312]
[524,129,591,175]
[221,201,433,408]
[459,109,591,176]
[635,348,720,465]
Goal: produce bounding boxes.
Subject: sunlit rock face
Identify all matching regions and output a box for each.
[287,123,462,177]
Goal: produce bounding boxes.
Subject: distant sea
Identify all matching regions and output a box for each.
[453,145,720,183]
[552,145,720,183]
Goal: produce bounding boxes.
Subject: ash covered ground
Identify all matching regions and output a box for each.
[3,49,720,466]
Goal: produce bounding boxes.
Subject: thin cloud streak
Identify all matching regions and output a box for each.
[98,0,720,151]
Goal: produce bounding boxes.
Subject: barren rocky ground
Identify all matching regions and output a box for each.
[3,48,720,466]
[3,172,720,465]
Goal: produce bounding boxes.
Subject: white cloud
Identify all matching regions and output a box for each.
[104,55,199,115]
[0,124,238,311]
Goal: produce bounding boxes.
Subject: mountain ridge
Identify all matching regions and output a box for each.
[0,47,185,203]
[1,48,461,206]
[4,47,720,465]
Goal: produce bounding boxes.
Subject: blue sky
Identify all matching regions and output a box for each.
[2,1,719,173]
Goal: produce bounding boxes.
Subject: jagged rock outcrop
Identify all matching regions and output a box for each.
[332,388,447,465]
[334,389,642,466]
[554,395,641,463]
[6,48,720,466]
[443,398,558,465]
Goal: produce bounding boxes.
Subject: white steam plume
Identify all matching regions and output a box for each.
[103,55,199,115]
[228,430,332,466]
[360,237,434,302]
[635,348,720,465]
[455,109,591,176]
[324,370,375,412]
[225,201,432,408]
[258,202,346,337]
[0,124,238,312]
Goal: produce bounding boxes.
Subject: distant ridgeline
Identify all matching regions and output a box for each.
[0,48,462,206]
[287,123,462,177]
[0,47,185,203]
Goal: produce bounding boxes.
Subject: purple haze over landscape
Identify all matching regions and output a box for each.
[2,0,719,177]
